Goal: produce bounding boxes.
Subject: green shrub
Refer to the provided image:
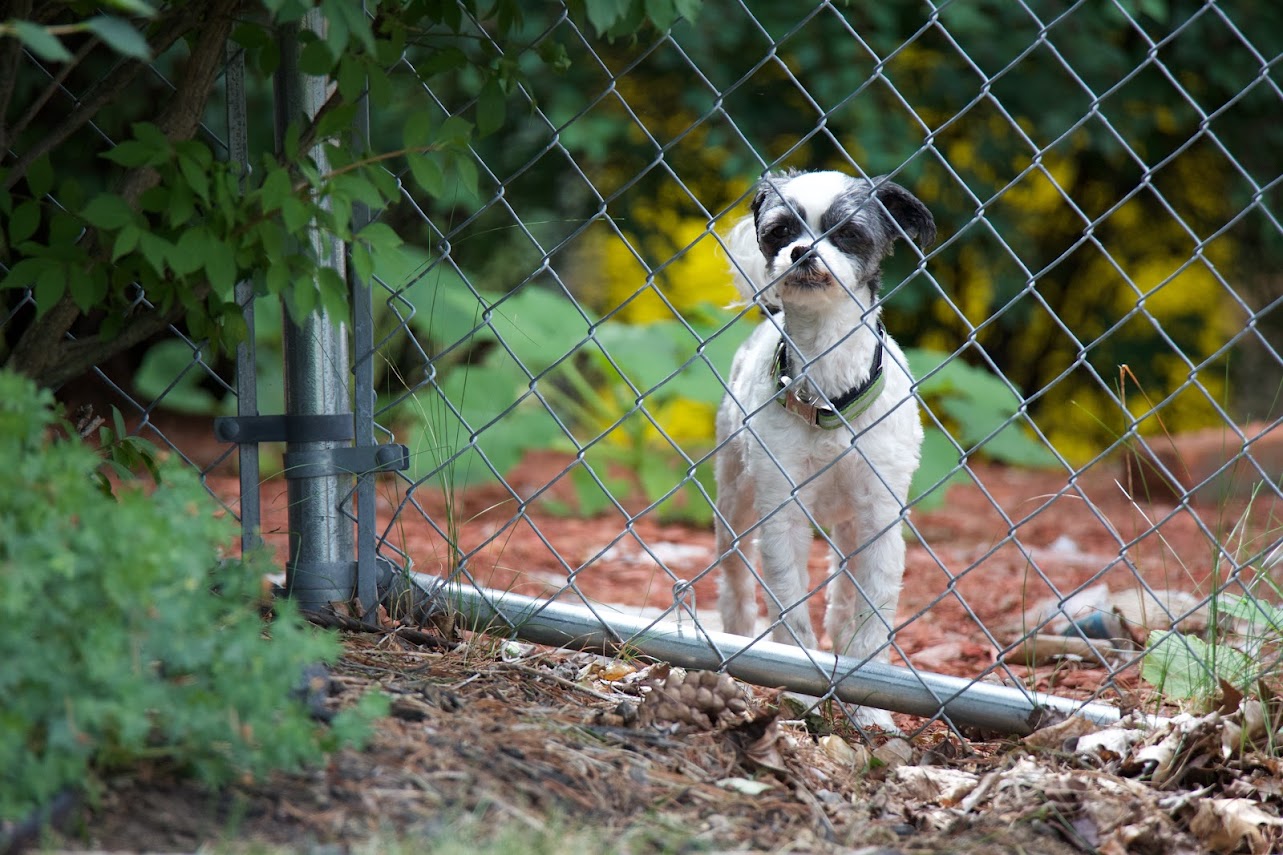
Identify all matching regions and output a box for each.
[0,370,383,822]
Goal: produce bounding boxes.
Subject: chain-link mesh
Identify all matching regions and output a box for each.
[353,1,1282,738]
[6,1,1280,740]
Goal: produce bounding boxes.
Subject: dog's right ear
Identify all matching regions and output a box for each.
[874,179,938,251]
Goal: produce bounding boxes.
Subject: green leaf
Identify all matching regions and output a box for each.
[673,0,701,21]
[9,201,40,245]
[69,267,108,312]
[355,221,402,250]
[434,116,473,147]
[407,152,444,197]
[281,196,312,232]
[336,54,366,103]
[33,262,67,314]
[298,38,334,75]
[131,122,170,154]
[584,0,631,35]
[177,154,211,202]
[485,287,586,373]
[909,426,965,509]
[137,231,171,274]
[26,155,54,199]
[259,168,292,213]
[104,0,158,15]
[81,193,134,230]
[0,257,50,291]
[133,341,227,414]
[645,0,678,30]
[203,241,238,299]
[403,111,433,149]
[171,228,210,277]
[86,16,151,60]
[476,77,506,138]
[12,21,72,63]
[451,155,479,201]
[101,140,155,168]
[112,224,141,262]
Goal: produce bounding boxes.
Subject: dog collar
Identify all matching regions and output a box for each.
[774,324,886,430]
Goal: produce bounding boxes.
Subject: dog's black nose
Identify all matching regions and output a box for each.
[790,245,810,264]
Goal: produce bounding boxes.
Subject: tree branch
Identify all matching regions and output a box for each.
[0,0,33,154]
[1,1,206,191]
[6,0,244,388]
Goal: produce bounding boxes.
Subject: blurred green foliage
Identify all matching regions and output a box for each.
[0,369,385,823]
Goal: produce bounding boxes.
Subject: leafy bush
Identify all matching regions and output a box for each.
[0,370,383,823]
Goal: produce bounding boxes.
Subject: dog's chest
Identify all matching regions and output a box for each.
[758,419,869,518]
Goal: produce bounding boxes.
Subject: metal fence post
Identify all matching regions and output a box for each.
[274,10,355,610]
[225,39,261,558]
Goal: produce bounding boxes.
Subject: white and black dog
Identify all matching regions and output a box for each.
[715,169,935,686]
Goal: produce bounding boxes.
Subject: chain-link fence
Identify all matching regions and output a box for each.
[331,1,1281,739]
[8,1,1281,742]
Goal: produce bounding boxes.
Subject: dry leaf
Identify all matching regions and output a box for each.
[873,737,914,771]
[717,777,775,795]
[1024,713,1101,750]
[819,734,870,770]
[893,766,980,805]
[1189,798,1283,855]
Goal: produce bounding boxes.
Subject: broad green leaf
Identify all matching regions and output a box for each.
[33,262,67,314]
[259,168,292,213]
[645,0,678,30]
[298,38,334,75]
[407,152,445,197]
[204,242,238,299]
[86,16,151,60]
[134,340,230,414]
[476,77,506,138]
[112,224,141,262]
[486,287,589,373]
[593,321,682,394]
[69,267,108,312]
[26,154,54,199]
[356,221,402,250]
[12,21,72,63]
[673,0,701,21]
[910,426,965,509]
[177,153,211,202]
[81,193,134,230]
[0,257,50,291]
[434,116,473,147]
[584,0,631,35]
[1140,630,1255,701]
[172,228,211,276]
[104,0,157,15]
[9,200,41,245]
[101,140,154,168]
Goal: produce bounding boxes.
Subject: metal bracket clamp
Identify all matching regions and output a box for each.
[283,444,410,479]
[213,413,355,444]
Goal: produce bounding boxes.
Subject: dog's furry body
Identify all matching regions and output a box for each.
[715,170,934,683]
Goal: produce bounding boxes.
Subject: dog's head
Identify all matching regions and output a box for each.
[726,169,936,310]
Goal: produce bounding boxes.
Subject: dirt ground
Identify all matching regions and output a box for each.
[38,444,1283,853]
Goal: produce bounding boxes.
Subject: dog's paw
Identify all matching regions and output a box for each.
[852,705,900,735]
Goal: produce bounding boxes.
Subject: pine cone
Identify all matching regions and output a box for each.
[641,669,750,729]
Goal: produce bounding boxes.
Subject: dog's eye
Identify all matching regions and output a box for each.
[763,222,794,243]
[834,222,872,252]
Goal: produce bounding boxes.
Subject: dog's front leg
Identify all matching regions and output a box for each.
[756,499,820,648]
[826,508,906,662]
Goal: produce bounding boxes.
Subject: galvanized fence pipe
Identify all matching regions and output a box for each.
[274,10,355,609]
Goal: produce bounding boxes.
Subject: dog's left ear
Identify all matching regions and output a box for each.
[874,180,937,251]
